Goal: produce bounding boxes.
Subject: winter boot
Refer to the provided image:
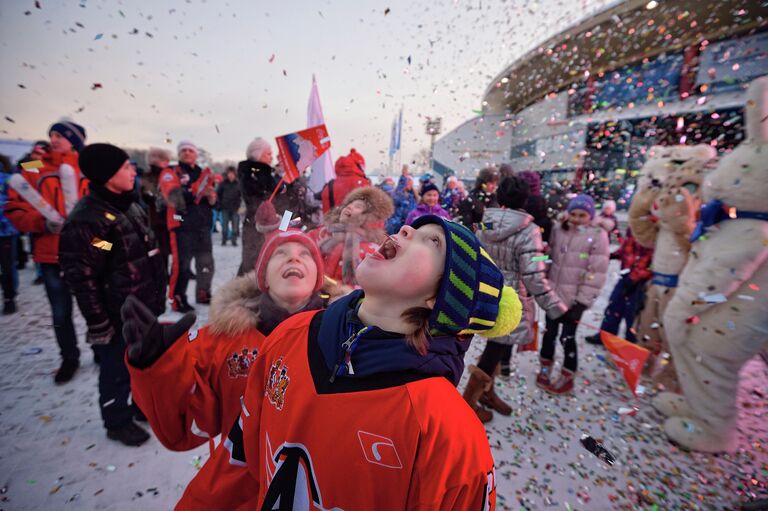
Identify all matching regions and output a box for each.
[500,360,511,377]
[232,239,238,247]
[480,379,512,416]
[107,422,150,447]
[663,416,736,453]
[535,358,554,389]
[652,392,693,418]
[54,358,79,384]
[172,295,195,313]
[546,368,575,395]
[462,365,493,423]
[585,333,602,346]
[196,289,211,304]
[3,299,16,315]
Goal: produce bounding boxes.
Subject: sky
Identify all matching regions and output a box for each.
[0,0,611,172]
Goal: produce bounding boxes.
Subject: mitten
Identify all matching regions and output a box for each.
[121,295,196,369]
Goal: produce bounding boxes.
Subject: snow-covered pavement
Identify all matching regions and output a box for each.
[0,239,766,510]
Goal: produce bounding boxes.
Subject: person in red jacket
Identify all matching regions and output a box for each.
[5,120,88,383]
[139,215,523,510]
[319,148,370,213]
[159,140,217,312]
[123,227,325,454]
[585,227,653,345]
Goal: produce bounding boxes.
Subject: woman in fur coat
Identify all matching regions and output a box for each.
[308,185,394,288]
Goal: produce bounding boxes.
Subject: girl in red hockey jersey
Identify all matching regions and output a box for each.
[123,224,325,453]
[161,214,523,510]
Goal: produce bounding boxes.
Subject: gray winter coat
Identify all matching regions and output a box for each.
[477,208,568,345]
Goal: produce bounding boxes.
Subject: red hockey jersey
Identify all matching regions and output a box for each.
[177,310,496,510]
[128,274,323,453]
[128,324,265,452]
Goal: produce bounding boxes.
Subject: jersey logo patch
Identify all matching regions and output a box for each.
[357,431,402,469]
[227,347,258,378]
[264,434,342,511]
[265,356,290,411]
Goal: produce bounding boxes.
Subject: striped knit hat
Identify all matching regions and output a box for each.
[411,215,522,338]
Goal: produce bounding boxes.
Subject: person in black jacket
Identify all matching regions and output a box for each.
[141,147,172,269]
[216,166,242,246]
[517,170,553,244]
[59,143,167,447]
[456,167,499,229]
[237,137,277,275]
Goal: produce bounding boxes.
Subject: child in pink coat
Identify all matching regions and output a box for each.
[537,194,609,394]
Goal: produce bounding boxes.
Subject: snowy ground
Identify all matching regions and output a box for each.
[0,231,766,510]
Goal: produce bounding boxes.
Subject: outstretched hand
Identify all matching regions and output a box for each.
[121,295,196,369]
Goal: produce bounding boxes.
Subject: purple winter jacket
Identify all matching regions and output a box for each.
[547,220,610,309]
[405,203,451,225]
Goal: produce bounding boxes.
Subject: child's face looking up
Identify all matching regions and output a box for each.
[356,223,446,306]
[340,199,368,223]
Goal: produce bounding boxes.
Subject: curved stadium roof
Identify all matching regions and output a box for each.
[483,0,768,115]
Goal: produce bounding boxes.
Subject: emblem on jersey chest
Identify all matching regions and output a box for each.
[226,347,258,378]
[265,356,290,410]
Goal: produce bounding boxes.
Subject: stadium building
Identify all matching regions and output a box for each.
[432,0,768,187]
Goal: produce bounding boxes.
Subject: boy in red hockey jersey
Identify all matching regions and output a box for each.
[160,214,522,510]
[122,221,325,452]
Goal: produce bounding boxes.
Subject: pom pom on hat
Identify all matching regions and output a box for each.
[254,201,281,233]
[473,286,522,338]
[410,215,522,338]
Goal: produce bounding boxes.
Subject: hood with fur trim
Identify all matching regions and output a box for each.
[207,272,324,338]
[325,185,395,226]
[208,272,263,337]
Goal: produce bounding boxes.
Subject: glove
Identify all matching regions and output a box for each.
[121,295,196,369]
[45,218,64,234]
[561,302,587,323]
[87,319,116,345]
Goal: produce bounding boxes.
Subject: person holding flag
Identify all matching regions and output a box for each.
[160,140,216,312]
[6,120,89,384]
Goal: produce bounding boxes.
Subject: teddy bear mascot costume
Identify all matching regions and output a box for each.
[629,143,716,392]
[651,76,768,453]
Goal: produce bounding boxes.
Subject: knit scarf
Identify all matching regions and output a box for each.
[319,223,366,286]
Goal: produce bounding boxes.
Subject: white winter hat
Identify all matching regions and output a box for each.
[177,140,198,155]
[602,199,617,214]
[246,137,271,161]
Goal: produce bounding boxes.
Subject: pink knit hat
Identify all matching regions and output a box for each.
[255,230,324,293]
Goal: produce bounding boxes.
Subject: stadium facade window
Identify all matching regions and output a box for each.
[510,140,536,158]
[584,107,744,173]
[696,31,768,94]
[569,51,685,116]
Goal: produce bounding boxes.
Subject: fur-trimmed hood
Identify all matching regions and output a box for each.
[208,272,263,337]
[207,272,325,338]
[325,185,395,226]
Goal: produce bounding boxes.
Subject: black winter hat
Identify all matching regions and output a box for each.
[78,143,129,185]
[497,176,530,210]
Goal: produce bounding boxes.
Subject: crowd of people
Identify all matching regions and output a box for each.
[0,79,765,508]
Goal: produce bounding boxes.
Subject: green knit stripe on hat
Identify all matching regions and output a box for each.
[410,215,505,337]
